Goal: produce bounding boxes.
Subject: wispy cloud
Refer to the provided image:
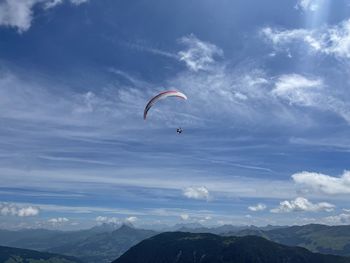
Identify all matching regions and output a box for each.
[178,34,223,72]
[126,43,178,60]
[44,0,64,9]
[272,74,323,106]
[69,0,88,5]
[271,197,335,213]
[292,171,350,195]
[128,34,223,73]
[261,18,350,59]
[270,73,350,123]
[2,34,341,136]
[0,166,301,200]
[25,202,146,216]
[166,54,341,128]
[0,70,145,133]
[295,0,320,12]
[289,136,350,151]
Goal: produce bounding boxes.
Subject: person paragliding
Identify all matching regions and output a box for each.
[143,90,187,133]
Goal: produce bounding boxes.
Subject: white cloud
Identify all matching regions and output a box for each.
[96,216,108,222]
[272,74,322,106]
[125,216,138,223]
[324,213,350,225]
[295,0,319,12]
[198,216,212,224]
[271,74,350,123]
[44,0,63,9]
[70,0,88,5]
[95,216,120,224]
[183,186,210,201]
[178,34,223,71]
[95,215,139,228]
[261,27,307,47]
[0,0,39,32]
[234,92,248,101]
[180,214,189,220]
[45,0,87,9]
[0,203,40,217]
[292,171,350,195]
[201,216,212,222]
[0,0,88,32]
[322,19,350,58]
[261,19,350,59]
[48,217,69,224]
[248,203,267,212]
[271,197,335,213]
[17,206,40,217]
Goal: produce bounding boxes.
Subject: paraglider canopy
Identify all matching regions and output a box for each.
[143,90,187,120]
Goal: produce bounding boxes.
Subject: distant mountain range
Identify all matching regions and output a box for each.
[228,224,350,257]
[0,223,119,252]
[113,232,350,263]
[48,224,157,263]
[0,245,82,263]
[0,224,156,263]
[170,223,285,235]
[3,223,350,262]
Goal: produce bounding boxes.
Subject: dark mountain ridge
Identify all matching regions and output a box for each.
[230,223,350,256]
[172,223,286,235]
[113,232,350,263]
[0,245,82,263]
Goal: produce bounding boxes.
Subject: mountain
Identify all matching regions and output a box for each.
[89,223,121,233]
[0,223,120,252]
[6,223,350,262]
[168,223,205,231]
[0,226,111,251]
[113,232,350,263]
[0,224,153,263]
[230,224,350,257]
[171,224,286,235]
[0,245,82,263]
[48,224,157,263]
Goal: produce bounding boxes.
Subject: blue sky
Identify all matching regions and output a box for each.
[1,0,350,230]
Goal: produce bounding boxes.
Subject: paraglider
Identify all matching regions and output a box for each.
[143,90,187,120]
[143,90,187,133]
